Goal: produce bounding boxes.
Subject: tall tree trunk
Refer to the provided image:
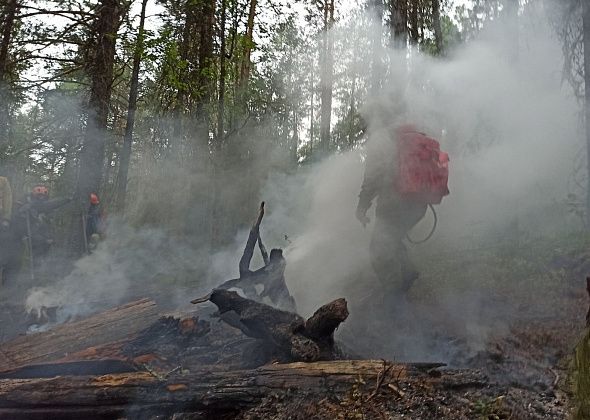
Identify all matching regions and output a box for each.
[185,0,215,239]
[196,0,215,121]
[239,0,256,92]
[116,0,148,212]
[210,0,228,249]
[217,0,227,143]
[309,59,314,157]
[408,0,419,45]
[348,76,356,148]
[74,0,122,253]
[390,0,407,49]
[318,0,334,156]
[369,0,384,94]
[0,0,18,150]
[432,0,442,54]
[583,0,590,227]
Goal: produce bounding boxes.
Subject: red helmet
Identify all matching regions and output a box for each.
[31,185,49,197]
[90,193,100,205]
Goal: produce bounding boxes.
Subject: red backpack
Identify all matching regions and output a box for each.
[395,126,449,204]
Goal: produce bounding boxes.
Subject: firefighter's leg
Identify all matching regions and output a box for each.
[370,219,406,297]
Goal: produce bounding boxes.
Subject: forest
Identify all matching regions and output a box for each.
[2,0,590,418]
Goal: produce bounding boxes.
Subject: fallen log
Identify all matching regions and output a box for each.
[0,360,475,420]
[0,298,159,372]
[207,289,348,363]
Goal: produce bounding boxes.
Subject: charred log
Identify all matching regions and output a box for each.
[206,289,348,363]
[0,360,472,420]
[0,299,158,373]
[197,202,297,312]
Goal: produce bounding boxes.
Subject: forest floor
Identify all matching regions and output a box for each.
[0,233,589,419]
[242,233,590,419]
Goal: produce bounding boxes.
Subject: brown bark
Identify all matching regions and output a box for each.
[0,299,159,372]
[196,0,215,120]
[116,0,148,211]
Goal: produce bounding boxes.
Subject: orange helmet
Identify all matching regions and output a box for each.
[32,185,49,197]
[90,193,100,205]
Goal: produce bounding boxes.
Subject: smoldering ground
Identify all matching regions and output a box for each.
[251,2,582,362]
[17,1,584,366]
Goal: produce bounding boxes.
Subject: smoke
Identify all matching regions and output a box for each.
[236,2,581,361]
[18,1,582,364]
[24,218,208,324]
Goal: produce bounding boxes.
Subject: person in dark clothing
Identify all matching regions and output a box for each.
[356,124,428,300]
[85,193,105,251]
[4,185,72,283]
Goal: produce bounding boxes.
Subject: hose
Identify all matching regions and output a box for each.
[406,204,437,245]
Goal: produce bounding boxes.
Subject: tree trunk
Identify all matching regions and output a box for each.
[217,0,227,143]
[239,0,256,92]
[370,0,384,95]
[196,0,215,121]
[408,0,419,45]
[0,0,18,149]
[584,0,590,228]
[432,0,443,54]
[318,0,334,156]
[390,0,407,49]
[116,0,148,212]
[77,0,122,200]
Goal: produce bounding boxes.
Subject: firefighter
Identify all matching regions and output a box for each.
[3,185,73,283]
[85,192,104,251]
[356,124,428,301]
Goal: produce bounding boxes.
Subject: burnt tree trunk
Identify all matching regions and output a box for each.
[0,360,460,420]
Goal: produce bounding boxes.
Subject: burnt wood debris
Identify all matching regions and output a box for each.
[0,201,457,419]
[1,201,558,419]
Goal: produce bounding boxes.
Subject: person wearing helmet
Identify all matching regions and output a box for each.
[85,192,105,251]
